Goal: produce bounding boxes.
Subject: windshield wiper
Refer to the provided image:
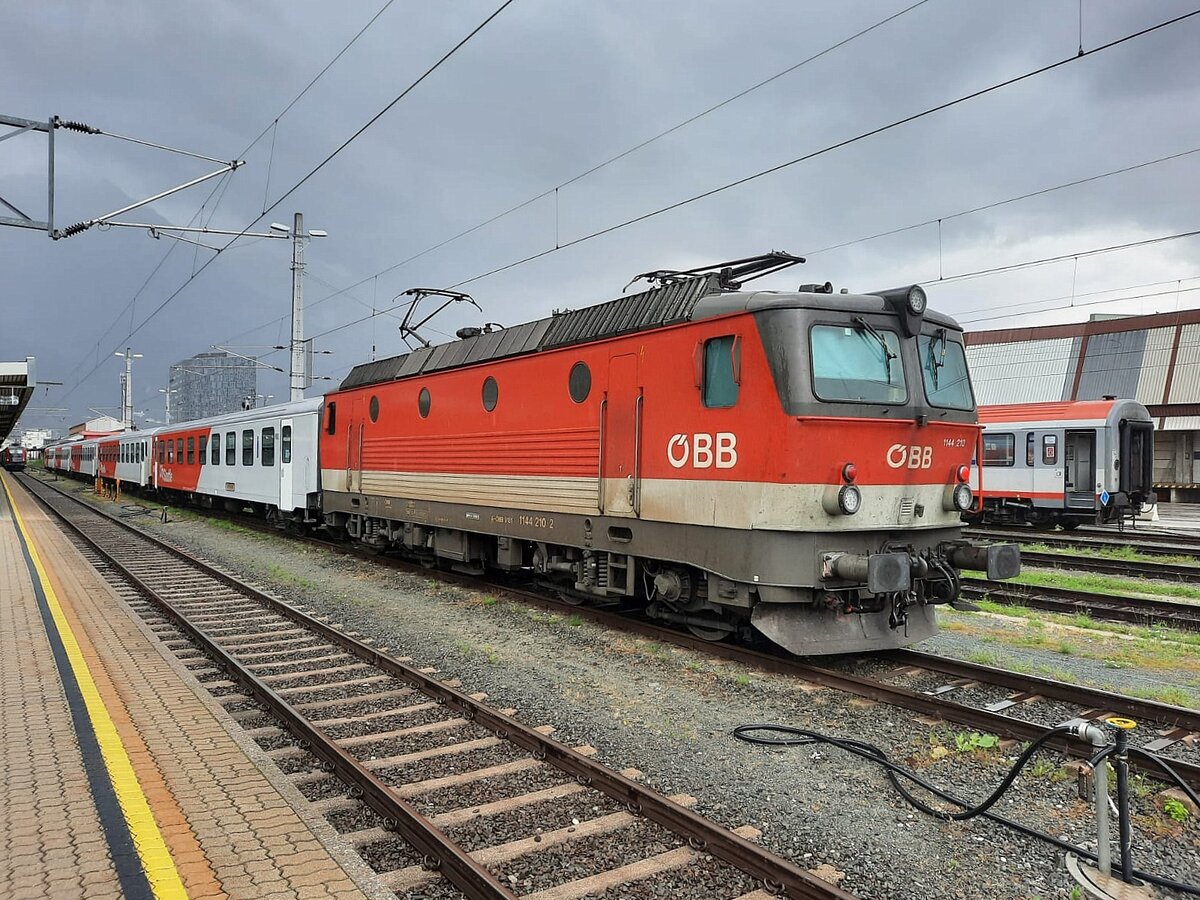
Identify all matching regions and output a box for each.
[929,327,947,388]
[851,316,897,381]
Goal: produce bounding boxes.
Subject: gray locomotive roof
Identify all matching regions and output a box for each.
[340,275,962,391]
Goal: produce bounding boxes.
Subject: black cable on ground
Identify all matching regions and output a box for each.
[732,723,1200,896]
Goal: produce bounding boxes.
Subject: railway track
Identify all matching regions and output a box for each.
[965,526,1200,559]
[16,472,852,900]
[22,472,1200,798]
[961,576,1200,632]
[1019,548,1200,584]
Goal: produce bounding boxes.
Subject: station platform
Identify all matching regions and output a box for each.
[0,472,381,900]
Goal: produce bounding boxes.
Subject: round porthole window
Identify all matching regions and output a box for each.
[369,395,380,422]
[418,387,431,418]
[568,361,591,404]
[482,376,498,412]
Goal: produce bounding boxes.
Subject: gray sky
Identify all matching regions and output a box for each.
[3,0,1199,430]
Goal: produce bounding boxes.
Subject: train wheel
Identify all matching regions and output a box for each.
[686,624,729,643]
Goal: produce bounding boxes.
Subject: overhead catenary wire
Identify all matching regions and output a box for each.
[55,0,400,401]
[275,9,1200,349]
[54,0,512,407]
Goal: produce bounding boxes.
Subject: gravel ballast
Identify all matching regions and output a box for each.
[61,487,1200,898]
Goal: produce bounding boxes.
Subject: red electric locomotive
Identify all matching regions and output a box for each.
[320,254,1018,655]
[0,445,27,471]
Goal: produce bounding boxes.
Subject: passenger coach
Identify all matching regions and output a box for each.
[971,399,1155,528]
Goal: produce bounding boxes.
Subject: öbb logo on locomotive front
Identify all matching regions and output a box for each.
[886,443,933,469]
[666,432,738,469]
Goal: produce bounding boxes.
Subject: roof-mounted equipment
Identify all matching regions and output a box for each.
[625,250,805,293]
[798,282,834,294]
[396,288,482,350]
[870,284,927,337]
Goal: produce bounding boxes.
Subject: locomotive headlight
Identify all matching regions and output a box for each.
[838,483,862,515]
[952,482,973,511]
[906,285,927,315]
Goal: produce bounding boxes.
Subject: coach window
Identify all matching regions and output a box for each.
[199,435,207,466]
[982,433,1015,467]
[225,432,236,466]
[176,438,183,463]
[702,336,739,408]
[1042,434,1058,465]
[242,429,254,466]
[281,425,292,464]
[418,387,431,418]
[262,427,275,467]
[167,441,174,464]
[326,402,337,435]
[211,433,221,465]
[187,437,195,465]
[158,441,165,464]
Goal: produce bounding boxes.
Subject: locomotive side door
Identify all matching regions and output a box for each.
[345,397,365,495]
[603,353,642,517]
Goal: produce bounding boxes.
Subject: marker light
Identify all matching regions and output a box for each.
[838,484,862,515]
[842,463,858,483]
[956,464,970,483]
[952,483,973,511]
[907,285,927,315]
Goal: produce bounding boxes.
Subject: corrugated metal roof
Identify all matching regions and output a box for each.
[1135,326,1173,405]
[1169,323,1200,404]
[338,275,720,391]
[966,338,1074,405]
[1076,329,1146,400]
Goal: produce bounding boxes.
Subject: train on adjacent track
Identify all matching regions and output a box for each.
[969,399,1156,529]
[43,253,1019,655]
[1,445,27,472]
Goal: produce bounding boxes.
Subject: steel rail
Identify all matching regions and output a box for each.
[27,474,1200,788]
[19,473,854,900]
[965,527,1200,558]
[1020,549,1200,584]
[961,577,1200,631]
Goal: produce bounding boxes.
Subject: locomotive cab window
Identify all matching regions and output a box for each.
[262,427,275,467]
[919,331,973,410]
[281,425,292,464]
[810,323,906,404]
[242,430,254,466]
[702,336,739,408]
[211,433,221,465]
[982,433,1015,466]
[226,432,236,466]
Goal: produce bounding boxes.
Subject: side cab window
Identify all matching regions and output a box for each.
[701,335,740,408]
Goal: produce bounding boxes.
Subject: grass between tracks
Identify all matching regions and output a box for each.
[1002,568,1200,602]
[1021,541,1199,567]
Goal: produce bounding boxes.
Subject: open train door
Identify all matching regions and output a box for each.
[1064,429,1097,513]
[603,353,642,517]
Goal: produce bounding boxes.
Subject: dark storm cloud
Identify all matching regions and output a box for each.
[2,0,1198,430]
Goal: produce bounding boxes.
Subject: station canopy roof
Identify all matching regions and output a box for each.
[0,358,36,443]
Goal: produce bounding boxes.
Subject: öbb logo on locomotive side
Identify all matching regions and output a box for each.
[667,433,738,469]
[886,444,933,469]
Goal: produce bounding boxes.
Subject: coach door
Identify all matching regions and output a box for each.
[279,419,295,510]
[1064,430,1096,510]
[603,354,642,517]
